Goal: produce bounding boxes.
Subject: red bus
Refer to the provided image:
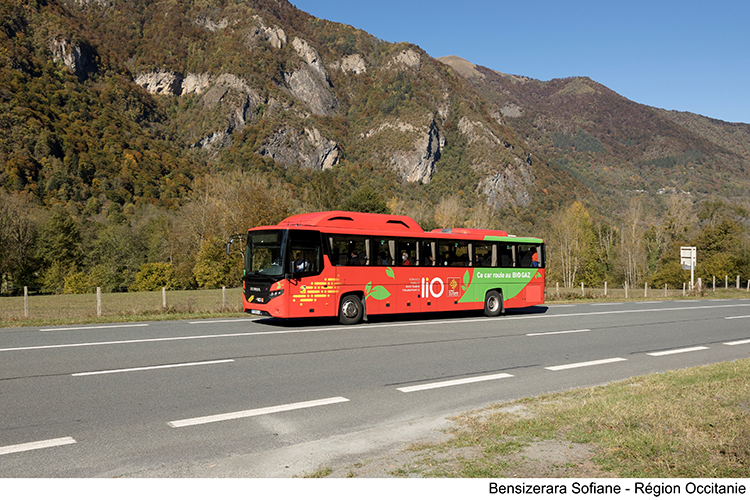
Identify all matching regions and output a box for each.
[240,211,545,324]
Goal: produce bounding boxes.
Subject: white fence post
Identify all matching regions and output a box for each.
[24,286,28,318]
[726,275,728,289]
[683,283,686,296]
[162,287,167,309]
[604,281,607,296]
[222,286,226,310]
[96,287,102,317]
[625,283,628,299]
[713,276,716,292]
[644,282,648,298]
[664,283,667,297]
[737,275,740,289]
[556,282,559,296]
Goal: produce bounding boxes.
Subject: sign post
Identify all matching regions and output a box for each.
[681,247,697,290]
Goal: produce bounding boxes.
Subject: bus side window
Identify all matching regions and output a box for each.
[518,244,540,268]
[398,238,418,266]
[420,240,436,266]
[498,245,514,268]
[373,238,395,266]
[330,235,367,266]
[473,243,493,267]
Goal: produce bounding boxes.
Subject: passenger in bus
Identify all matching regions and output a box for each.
[349,250,360,266]
[401,251,411,266]
[531,252,540,267]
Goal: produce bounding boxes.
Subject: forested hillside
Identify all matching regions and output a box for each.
[1,0,749,298]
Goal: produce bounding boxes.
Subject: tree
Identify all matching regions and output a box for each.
[339,185,388,214]
[193,237,238,289]
[87,219,146,292]
[549,201,593,288]
[617,198,648,288]
[434,195,465,228]
[36,207,83,292]
[0,190,40,291]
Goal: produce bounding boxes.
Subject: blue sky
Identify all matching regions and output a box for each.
[290,0,750,124]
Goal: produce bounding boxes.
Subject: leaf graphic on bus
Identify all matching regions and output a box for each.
[385,267,395,279]
[365,282,372,295]
[462,269,471,291]
[367,285,391,301]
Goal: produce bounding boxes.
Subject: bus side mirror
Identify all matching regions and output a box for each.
[226,237,234,256]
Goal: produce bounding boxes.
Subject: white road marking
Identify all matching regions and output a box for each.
[0,331,273,353]
[188,319,257,324]
[724,339,750,346]
[526,329,590,337]
[545,357,627,371]
[0,437,76,456]
[168,396,349,428]
[725,315,750,320]
[71,359,234,377]
[40,324,149,332]
[591,303,623,306]
[397,373,514,393]
[647,346,709,357]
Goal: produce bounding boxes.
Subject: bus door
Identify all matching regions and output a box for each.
[368,236,396,315]
[327,233,373,310]
[396,238,421,314]
[285,230,331,317]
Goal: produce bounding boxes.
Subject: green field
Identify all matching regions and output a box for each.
[0,288,245,327]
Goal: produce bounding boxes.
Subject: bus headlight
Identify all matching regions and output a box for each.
[269,289,285,299]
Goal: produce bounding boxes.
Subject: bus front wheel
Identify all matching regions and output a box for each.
[484,290,503,317]
[339,294,363,325]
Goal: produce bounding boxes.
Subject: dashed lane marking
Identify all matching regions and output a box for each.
[646,346,709,357]
[168,396,349,428]
[0,437,76,456]
[71,359,234,377]
[545,357,627,371]
[397,373,514,393]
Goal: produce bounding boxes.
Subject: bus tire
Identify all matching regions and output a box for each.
[339,294,363,325]
[484,290,503,317]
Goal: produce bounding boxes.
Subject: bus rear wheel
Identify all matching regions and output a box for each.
[339,294,363,325]
[484,290,503,317]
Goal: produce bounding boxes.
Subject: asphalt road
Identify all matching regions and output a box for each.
[2,298,750,477]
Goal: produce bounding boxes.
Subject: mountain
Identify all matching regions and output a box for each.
[2,0,748,229]
[1,0,587,224]
[438,55,750,212]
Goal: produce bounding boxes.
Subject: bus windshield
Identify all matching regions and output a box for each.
[246,230,285,277]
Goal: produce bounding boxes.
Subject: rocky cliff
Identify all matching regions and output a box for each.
[2,0,585,215]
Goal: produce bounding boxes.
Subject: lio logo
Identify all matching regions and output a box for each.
[421,277,445,298]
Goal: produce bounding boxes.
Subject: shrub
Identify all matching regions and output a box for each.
[63,272,94,294]
[130,262,180,291]
[193,237,237,289]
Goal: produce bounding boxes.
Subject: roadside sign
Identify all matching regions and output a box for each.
[681,246,696,290]
[680,247,696,270]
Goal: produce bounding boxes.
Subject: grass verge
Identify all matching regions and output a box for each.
[391,359,750,478]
